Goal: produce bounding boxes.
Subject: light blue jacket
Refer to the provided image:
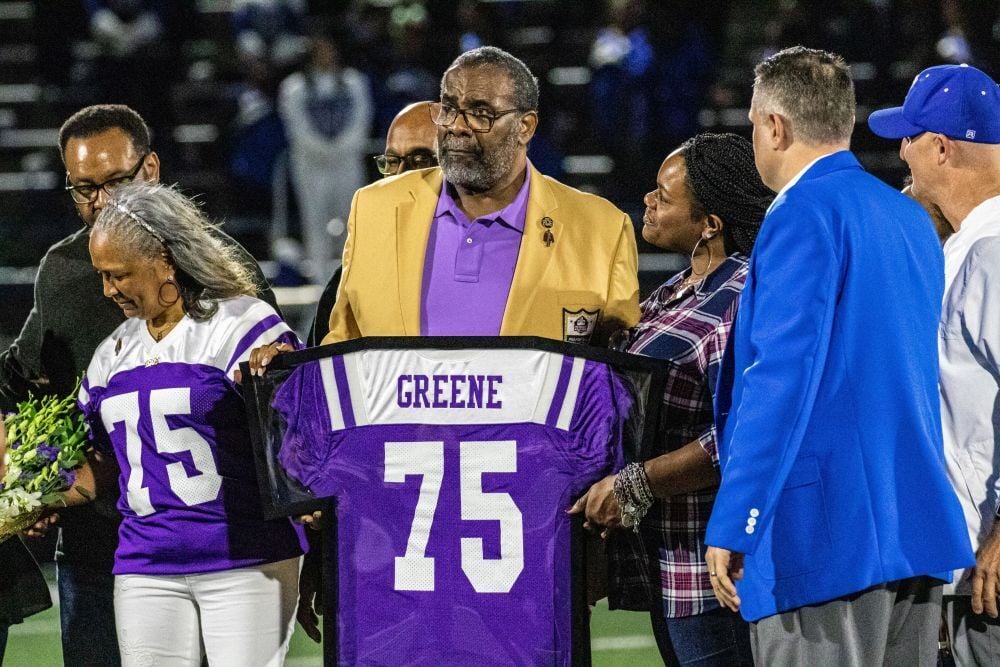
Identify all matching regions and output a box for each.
[706,151,974,621]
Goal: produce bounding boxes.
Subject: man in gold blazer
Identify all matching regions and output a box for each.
[252,48,640,632]
[321,46,640,345]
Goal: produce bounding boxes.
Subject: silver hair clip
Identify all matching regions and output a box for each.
[110,199,166,246]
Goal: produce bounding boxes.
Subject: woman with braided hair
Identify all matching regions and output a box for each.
[573,133,773,666]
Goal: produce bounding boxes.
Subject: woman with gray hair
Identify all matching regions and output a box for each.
[70,181,304,666]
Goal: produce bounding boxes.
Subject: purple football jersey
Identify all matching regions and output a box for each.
[79,296,304,575]
[274,348,629,665]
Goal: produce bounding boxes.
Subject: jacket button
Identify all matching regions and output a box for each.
[745,525,755,534]
[747,517,757,526]
[749,508,760,517]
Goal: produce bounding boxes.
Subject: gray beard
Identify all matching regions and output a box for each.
[439,127,520,192]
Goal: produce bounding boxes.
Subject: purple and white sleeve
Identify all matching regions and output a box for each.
[223,303,300,379]
[77,347,111,454]
[569,361,629,475]
[273,363,339,492]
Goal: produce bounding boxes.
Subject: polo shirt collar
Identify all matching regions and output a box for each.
[434,164,531,232]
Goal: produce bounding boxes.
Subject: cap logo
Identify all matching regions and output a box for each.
[967,129,977,139]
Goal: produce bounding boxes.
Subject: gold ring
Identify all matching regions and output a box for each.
[709,571,717,577]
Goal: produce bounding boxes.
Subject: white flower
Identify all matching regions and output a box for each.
[11,487,41,509]
[2,464,21,488]
[0,487,41,521]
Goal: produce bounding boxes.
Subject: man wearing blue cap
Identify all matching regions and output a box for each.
[870,63,1000,666]
[703,46,974,664]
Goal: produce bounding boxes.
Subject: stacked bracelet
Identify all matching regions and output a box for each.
[614,462,654,533]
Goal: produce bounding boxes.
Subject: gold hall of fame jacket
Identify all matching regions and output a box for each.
[323,164,641,345]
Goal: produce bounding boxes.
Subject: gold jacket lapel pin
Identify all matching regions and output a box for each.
[541,216,554,247]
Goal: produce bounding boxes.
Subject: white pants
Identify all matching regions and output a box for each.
[114,557,300,666]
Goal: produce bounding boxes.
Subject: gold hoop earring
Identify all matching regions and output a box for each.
[158,276,181,307]
[689,235,714,279]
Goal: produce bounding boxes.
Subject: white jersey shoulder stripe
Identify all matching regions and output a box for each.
[343,354,369,427]
[319,357,346,431]
[556,357,586,431]
[531,353,565,425]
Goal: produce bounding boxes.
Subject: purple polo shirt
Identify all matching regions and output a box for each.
[420,169,530,335]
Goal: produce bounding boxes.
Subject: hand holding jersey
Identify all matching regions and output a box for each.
[567,473,621,537]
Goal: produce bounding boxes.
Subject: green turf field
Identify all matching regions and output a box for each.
[4,567,663,666]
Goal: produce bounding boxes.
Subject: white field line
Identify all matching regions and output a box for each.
[592,635,658,651]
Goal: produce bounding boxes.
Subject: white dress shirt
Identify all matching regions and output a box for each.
[940,194,1000,594]
[765,153,830,215]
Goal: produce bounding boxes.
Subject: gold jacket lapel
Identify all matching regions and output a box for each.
[501,165,559,335]
[396,169,442,335]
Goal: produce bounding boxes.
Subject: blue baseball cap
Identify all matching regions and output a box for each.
[868,64,1000,144]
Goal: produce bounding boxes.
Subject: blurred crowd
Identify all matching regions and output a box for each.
[3,0,999,271]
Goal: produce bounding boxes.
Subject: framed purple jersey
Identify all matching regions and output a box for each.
[246,337,667,666]
[78,296,304,575]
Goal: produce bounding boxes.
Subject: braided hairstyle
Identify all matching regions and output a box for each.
[681,133,774,256]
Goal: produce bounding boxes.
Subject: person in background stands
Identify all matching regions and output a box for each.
[870,63,1000,667]
[374,101,439,178]
[278,27,372,282]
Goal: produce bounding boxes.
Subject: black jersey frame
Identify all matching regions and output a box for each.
[241,336,669,666]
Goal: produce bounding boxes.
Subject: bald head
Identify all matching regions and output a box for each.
[381,101,438,177]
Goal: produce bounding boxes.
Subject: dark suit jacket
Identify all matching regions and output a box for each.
[0,537,51,625]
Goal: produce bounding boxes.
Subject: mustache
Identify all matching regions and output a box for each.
[439,139,482,156]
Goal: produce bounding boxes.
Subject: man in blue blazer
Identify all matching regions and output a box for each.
[704,46,974,664]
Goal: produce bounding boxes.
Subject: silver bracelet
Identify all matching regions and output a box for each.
[614,462,654,533]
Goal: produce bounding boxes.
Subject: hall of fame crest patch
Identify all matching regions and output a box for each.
[562,308,600,344]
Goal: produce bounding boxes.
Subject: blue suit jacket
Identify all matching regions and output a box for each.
[706,151,974,621]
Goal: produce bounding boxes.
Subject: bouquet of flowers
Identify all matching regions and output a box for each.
[0,390,90,543]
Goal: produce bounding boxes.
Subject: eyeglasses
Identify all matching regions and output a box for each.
[429,102,522,133]
[374,150,438,176]
[65,152,149,204]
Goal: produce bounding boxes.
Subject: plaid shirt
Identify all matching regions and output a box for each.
[609,254,748,618]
